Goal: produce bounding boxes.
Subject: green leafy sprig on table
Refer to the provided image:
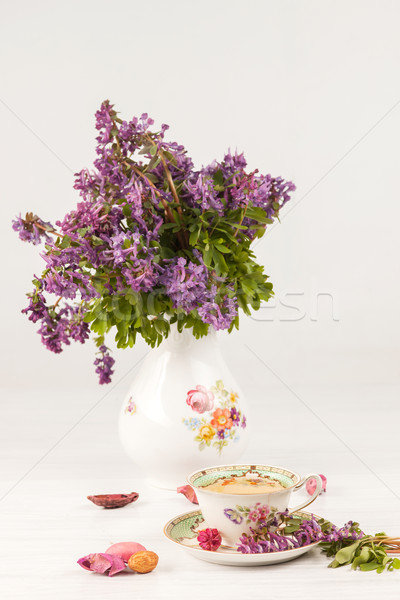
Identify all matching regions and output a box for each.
[319,530,400,573]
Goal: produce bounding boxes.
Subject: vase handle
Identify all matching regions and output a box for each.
[288,474,322,514]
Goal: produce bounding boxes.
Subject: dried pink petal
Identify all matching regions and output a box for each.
[197,528,222,551]
[87,492,139,509]
[177,485,199,504]
[105,542,147,563]
[77,553,126,577]
[306,474,327,496]
[107,555,127,576]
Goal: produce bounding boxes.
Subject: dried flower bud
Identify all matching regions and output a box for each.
[87,492,139,508]
[177,485,198,504]
[128,551,159,573]
[77,553,126,576]
[105,541,147,562]
[306,474,327,496]
[197,528,222,551]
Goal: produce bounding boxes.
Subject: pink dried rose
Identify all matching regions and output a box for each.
[306,474,327,496]
[77,553,126,576]
[105,542,147,563]
[186,385,214,414]
[87,492,139,508]
[177,485,199,505]
[197,528,222,551]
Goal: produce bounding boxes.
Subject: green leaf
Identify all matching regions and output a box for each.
[335,541,362,565]
[215,243,231,254]
[376,565,385,574]
[146,156,161,171]
[237,293,251,315]
[153,319,168,336]
[328,559,341,568]
[360,562,382,572]
[160,246,176,259]
[203,246,213,268]
[240,280,255,297]
[284,525,301,534]
[391,558,400,569]
[91,317,109,335]
[160,222,179,230]
[59,235,71,249]
[351,547,372,570]
[213,169,224,186]
[144,172,158,183]
[126,290,140,306]
[189,227,201,246]
[214,227,239,243]
[138,143,152,155]
[245,206,274,224]
[212,247,228,275]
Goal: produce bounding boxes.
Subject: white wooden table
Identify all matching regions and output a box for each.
[1,382,399,599]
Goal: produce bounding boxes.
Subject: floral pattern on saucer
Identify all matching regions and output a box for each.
[183,380,247,454]
[163,509,323,567]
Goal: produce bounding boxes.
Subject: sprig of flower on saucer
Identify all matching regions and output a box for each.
[241,511,400,572]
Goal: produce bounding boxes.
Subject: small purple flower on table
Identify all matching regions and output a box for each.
[241,415,247,429]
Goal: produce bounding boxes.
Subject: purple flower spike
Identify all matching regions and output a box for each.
[94,345,115,385]
[12,213,54,245]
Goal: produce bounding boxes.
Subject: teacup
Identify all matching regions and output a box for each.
[187,464,322,546]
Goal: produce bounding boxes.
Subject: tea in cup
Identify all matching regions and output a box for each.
[187,464,322,546]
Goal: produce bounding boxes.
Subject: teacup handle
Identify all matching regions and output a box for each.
[288,474,322,514]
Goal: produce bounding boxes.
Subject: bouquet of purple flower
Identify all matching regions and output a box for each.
[13,101,295,384]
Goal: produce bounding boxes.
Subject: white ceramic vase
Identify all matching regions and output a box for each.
[118,326,250,489]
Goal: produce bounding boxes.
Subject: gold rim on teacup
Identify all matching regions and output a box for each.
[187,463,303,496]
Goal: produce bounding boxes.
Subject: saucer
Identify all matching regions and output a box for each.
[163,509,321,566]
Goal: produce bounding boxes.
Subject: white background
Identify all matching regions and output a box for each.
[1,1,400,598]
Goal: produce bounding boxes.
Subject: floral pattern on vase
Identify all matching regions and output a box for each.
[125,397,137,415]
[183,380,247,455]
